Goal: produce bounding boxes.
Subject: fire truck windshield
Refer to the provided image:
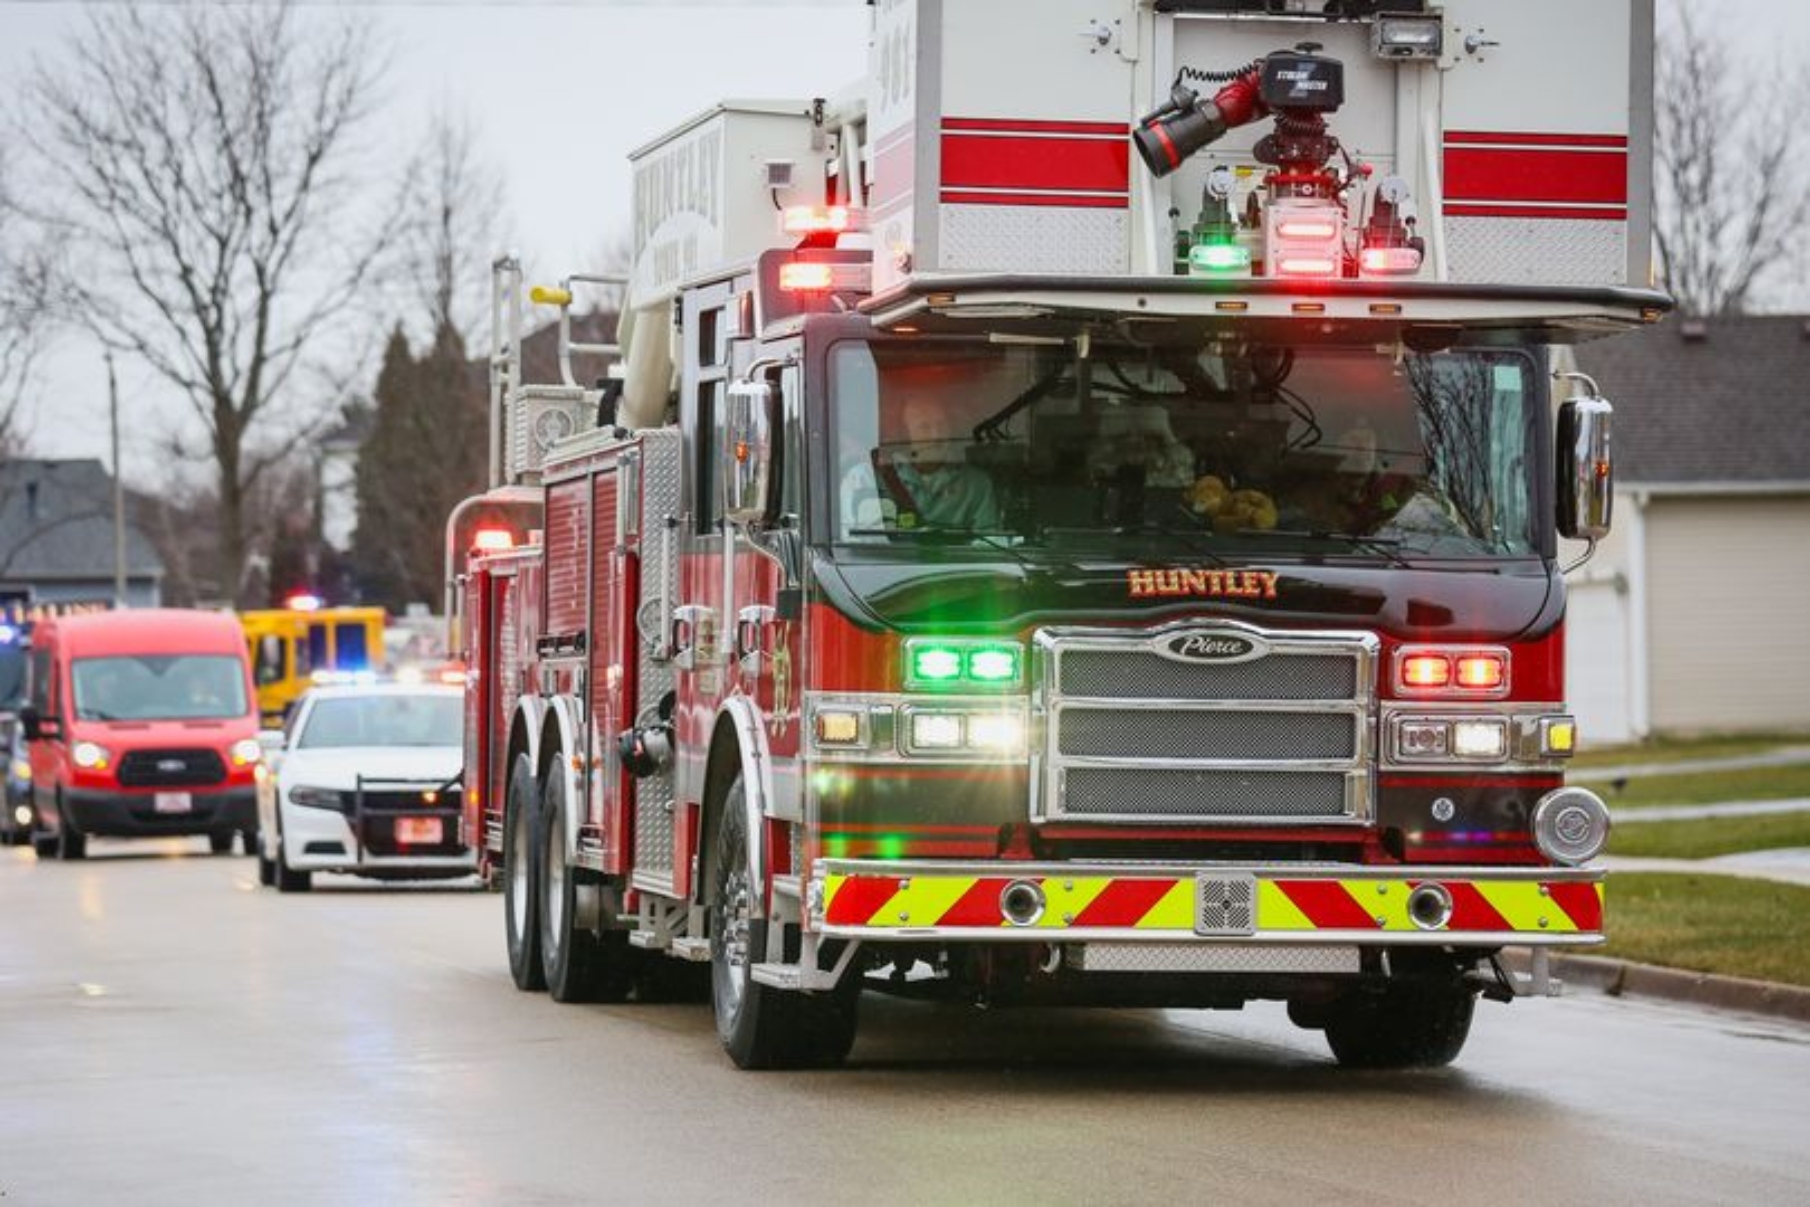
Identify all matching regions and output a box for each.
[828,338,1541,560]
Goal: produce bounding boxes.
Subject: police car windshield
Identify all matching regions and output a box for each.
[298,693,462,749]
[827,338,1540,559]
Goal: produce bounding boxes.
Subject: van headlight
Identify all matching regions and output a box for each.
[229,738,263,767]
[72,741,112,771]
[1532,787,1610,865]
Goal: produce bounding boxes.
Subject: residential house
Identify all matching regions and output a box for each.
[1565,316,1810,742]
[0,458,165,610]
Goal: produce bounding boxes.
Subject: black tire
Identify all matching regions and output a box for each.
[55,799,86,861]
[503,754,546,992]
[31,828,56,858]
[273,828,312,893]
[539,771,631,1003]
[240,828,260,857]
[1324,980,1477,1069]
[208,831,234,855]
[257,847,276,887]
[709,775,858,1070]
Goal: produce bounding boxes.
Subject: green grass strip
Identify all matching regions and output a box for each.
[1581,764,1810,810]
[1600,873,1810,989]
[1571,732,1810,771]
[1610,811,1810,859]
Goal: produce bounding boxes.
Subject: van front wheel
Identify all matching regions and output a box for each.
[55,798,86,861]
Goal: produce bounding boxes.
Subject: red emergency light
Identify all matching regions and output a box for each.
[1396,647,1511,697]
[778,262,836,292]
[781,205,866,236]
[471,527,515,553]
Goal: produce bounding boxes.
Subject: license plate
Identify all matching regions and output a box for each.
[395,817,442,845]
[153,792,193,814]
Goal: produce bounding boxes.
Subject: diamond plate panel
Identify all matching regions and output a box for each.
[1069,942,1360,975]
[939,204,1127,274]
[1196,875,1256,936]
[632,429,683,875]
[1445,217,1627,286]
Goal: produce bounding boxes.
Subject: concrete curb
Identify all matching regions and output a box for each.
[1505,950,1810,1026]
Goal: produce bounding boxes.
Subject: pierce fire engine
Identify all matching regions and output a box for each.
[448,0,1666,1069]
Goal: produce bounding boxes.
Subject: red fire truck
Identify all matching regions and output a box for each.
[449,0,1665,1068]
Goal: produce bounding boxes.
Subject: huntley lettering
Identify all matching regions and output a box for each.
[1126,568,1281,600]
[633,126,722,254]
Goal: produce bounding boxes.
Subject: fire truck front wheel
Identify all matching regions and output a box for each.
[1322,978,1477,1069]
[708,773,858,1070]
[539,770,631,1003]
[504,754,547,992]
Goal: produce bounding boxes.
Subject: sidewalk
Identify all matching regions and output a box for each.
[1606,850,1810,887]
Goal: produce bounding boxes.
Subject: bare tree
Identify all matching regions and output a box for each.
[1654,10,1810,315]
[14,1,397,605]
[395,107,508,344]
[0,146,53,458]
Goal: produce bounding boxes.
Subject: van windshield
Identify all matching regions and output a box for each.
[72,655,249,722]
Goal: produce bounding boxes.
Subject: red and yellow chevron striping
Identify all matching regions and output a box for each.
[820,870,1604,936]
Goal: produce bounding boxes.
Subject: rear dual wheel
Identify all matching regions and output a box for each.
[503,755,545,992]
[538,771,632,1003]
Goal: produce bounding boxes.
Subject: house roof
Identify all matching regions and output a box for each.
[0,459,165,581]
[1572,315,1810,486]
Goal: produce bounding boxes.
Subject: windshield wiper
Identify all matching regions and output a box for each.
[1238,527,1413,568]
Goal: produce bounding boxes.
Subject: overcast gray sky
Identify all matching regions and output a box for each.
[2,0,1807,471]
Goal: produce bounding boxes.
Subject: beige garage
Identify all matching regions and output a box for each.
[1569,317,1810,741]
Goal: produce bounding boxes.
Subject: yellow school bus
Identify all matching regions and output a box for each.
[240,606,386,726]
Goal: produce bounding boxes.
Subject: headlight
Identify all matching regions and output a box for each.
[287,785,344,810]
[1532,787,1610,865]
[902,708,1027,757]
[72,741,112,771]
[229,737,263,767]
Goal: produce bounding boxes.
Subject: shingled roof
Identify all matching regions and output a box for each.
[0,459,164,580]
[1572,315,1810,487]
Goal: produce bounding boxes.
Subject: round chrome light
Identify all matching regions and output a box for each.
[1532,787,1611,865]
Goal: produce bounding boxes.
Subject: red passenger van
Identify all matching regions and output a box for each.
[21,609,261,859]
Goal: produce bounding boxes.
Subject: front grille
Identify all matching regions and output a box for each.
[1038,626,1374,825]
[1061,767,1352,818]
[1056,709,1355,761]
[1058,650,1357,700]
[118,748,227,787]
[354,789,463,813]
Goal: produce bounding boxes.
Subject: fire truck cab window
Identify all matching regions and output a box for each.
[827,339,1538,559]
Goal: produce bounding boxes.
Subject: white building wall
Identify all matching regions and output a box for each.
[1645,494,1810,733]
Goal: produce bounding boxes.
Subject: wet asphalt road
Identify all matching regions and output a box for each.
[3,839,1808,1206]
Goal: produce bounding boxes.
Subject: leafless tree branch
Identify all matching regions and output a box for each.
[1654,9,1810,314]
[12,0,395,604]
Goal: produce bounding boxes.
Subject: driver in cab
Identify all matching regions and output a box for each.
[841,395,999,533]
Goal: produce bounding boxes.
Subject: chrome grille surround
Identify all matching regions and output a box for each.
[1033,622,1377,826]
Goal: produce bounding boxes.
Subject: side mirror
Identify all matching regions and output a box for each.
[257,728,287,756]
[723,377,776,526]
[20,705,58,742]
[1556,382,1613,541]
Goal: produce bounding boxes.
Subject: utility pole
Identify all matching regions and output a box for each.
[108,352,125,607]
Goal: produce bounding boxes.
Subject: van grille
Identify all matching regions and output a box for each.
[117,748,227,787]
